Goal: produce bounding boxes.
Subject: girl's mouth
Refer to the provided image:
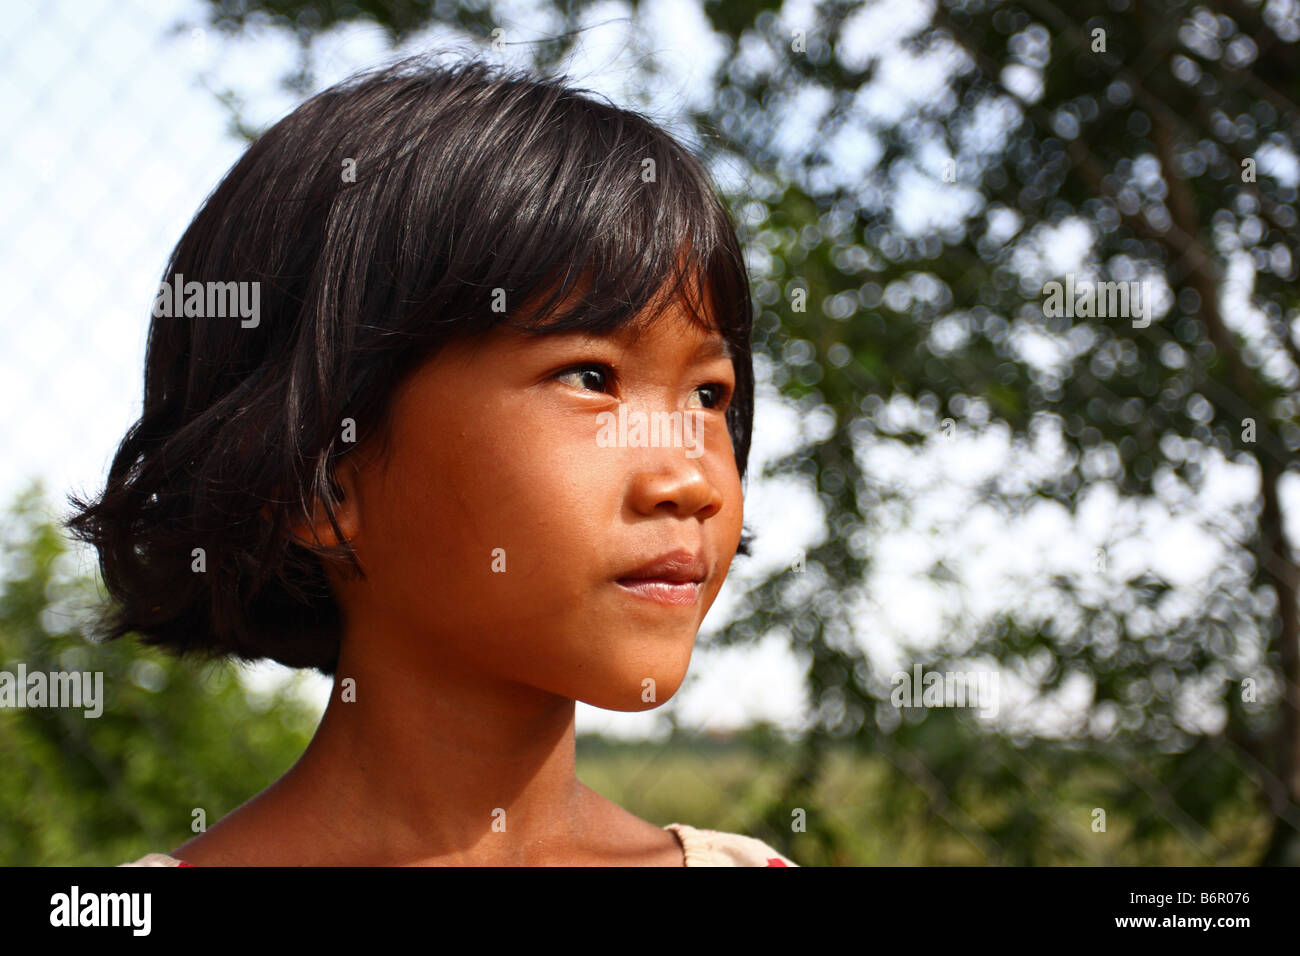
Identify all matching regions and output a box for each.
[614,579,702,606]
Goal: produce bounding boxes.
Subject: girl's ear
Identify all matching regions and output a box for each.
[283,458,364,551]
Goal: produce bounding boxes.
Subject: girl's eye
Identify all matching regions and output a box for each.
[688,382,733,411]
[554,363,612,393]
[554,363,733,410]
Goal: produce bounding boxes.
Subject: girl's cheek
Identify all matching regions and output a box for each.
[701,427,742,487]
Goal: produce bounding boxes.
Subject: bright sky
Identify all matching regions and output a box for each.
[2,0,1294,744]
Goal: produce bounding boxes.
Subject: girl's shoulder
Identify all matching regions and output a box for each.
[662,823,799,867]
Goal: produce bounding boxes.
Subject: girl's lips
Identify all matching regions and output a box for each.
[615,578,702,606]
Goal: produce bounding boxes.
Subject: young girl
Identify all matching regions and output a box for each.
[68,52,796,867]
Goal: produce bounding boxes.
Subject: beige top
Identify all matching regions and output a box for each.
[118,823,798,867]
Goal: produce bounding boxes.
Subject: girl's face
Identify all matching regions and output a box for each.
[327,298,744,710]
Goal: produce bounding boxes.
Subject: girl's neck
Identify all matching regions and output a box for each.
[173,639,687,865]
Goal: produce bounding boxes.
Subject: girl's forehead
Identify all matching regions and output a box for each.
[461,266,731,361]
[514,311,729,356]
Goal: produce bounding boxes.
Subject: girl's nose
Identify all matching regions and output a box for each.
[625,451,724,520]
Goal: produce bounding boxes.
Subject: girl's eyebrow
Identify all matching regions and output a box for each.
[695,335,734,361]
[525,327,734,362]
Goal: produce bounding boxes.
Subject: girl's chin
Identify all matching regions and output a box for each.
[570,669,688,713]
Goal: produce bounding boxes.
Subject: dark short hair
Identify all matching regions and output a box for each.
[63,52,757,678]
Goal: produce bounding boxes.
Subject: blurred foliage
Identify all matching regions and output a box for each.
[0,481,320,865]
[84,0,1300,865]
[696,0,1300,866]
